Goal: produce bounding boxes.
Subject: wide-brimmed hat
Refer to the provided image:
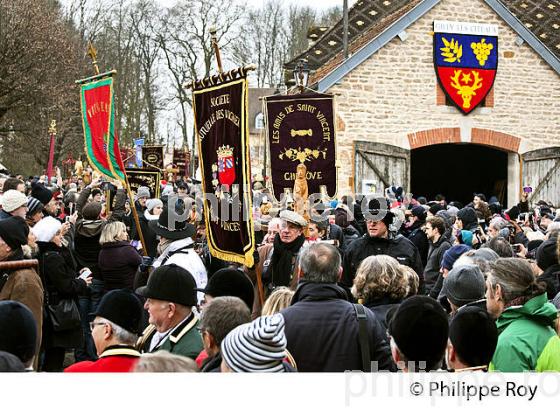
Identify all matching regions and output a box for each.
[149,203,195,240]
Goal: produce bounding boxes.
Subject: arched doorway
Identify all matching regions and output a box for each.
[410,144,508,206]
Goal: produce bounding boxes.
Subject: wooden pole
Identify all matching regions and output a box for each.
[210,27,223,74]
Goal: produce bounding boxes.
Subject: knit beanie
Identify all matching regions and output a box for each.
[441,245,471,271]
[366,198,394,227]
[161,185,174,197]
[31,216,62,242]
[221,313,287,372]
[82,201,103,220]
[146,198,163,213]
[411,205,426,220]
[442,264,485,308]
[0,217,29,250]
[449,306,498,368]
[0,190,28,213]
[388,296,449,368]
[30,182,53,205]
[0,301,37,365]
[26,197,44,217]
[473,248,499,263]
[429,203,445,216]
[457,230,473,247]
[536,238,559,271]
[137,186,150,199]
[456,207,477,227]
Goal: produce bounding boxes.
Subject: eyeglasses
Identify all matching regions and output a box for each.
[89,321,108,331]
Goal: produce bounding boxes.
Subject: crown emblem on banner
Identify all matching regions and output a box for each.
[217,145,234,158]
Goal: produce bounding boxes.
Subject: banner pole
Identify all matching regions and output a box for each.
[46,120,57,183]
[125,178,148,257]
[210,27,223,74]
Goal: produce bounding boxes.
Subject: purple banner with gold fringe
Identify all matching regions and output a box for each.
[265,92,337,202]
[193,77,254,266]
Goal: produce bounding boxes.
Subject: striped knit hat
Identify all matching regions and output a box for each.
[26,197,43,217]
[221,313,287,372]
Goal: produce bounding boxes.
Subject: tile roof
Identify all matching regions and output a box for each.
[285,0,423,71]
[285,0,560,86]
[504,0,560,58]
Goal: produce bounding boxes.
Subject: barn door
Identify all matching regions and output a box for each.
[522,147,560,207]
[354,141,410,194]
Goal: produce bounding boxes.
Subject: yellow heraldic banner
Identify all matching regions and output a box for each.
[192,77,255,266]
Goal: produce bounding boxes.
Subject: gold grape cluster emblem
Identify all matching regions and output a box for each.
[440,37,462,63]
[471,38,494,66]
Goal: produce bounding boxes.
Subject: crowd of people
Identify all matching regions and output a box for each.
[0,170,559,373]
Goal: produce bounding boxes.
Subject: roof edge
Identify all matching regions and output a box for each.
[316,0,441,92]
[482,0,560,76]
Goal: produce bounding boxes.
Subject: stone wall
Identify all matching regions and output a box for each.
[327,0,560,194]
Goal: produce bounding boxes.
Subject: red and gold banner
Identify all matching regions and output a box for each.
[193,77,254,266]
[79,75,126,181]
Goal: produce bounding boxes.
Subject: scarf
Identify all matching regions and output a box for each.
[144,209,159,221]
[157,237,173,257]
[270,234,305,287]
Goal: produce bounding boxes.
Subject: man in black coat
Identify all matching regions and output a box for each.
[342,200,423,289]
[281,242,394,372]
[423,216,452,295]
[403,206,429,268]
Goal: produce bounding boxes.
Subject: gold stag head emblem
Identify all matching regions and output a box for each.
[449,69,483,109]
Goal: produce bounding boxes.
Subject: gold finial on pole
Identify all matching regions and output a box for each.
[87,41,100,75]
[209,27,223,74]
[48,119,57,136]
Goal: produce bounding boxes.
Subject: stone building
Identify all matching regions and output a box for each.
[285,0,560,206]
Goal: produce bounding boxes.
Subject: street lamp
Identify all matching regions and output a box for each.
[292,59,309,92]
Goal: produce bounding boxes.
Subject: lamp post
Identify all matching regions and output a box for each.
[292,59,309,93]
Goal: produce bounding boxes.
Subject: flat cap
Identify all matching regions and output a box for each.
[279,210,307,228]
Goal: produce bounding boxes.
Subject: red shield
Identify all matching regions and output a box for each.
[437,67,496,114]
[218,155,236,187]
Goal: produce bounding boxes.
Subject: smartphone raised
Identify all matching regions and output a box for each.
[78,268,92,280]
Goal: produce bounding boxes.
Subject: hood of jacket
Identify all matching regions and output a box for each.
[291,281,349,304]
[76,218,104,237]
[497,293,558,332]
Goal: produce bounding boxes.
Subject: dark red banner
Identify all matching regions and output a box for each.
[265,92,338,201]
[193,77,254,266]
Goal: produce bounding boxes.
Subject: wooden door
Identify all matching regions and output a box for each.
[354,141,410,194]
[522,147,560,207]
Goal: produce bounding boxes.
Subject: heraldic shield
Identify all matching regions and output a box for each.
[434,21,498,115]
[217,145,236,188]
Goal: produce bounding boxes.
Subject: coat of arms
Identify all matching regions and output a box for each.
[211,145,237,197]
[434,21,498,114]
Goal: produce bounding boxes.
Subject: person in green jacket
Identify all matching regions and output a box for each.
[486,258,560,372]
[136,264,203,360]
